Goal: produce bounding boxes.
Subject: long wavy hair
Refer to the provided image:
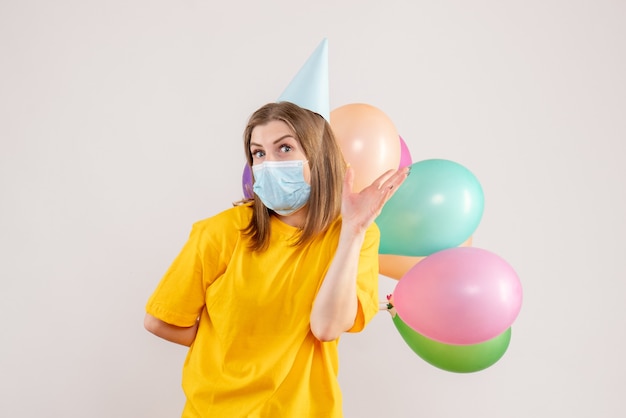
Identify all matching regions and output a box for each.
[241,101,345,251]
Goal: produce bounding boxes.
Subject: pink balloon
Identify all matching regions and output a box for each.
[399,135,413,168]
[393,247,522,345]
[242,163,253,199]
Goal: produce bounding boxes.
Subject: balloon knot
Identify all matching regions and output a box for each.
[385,294,394,310]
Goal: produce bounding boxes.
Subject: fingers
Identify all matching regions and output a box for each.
[374,166,410,193]
[368,168,409,215]
[343,164,355,194]
[340,166,409,230]
[372,169,397,189]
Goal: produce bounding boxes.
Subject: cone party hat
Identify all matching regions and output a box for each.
[277,38,330,121]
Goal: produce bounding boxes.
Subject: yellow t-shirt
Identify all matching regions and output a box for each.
[146,204,380,417]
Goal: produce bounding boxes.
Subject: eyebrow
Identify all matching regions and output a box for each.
[249,134,296,148]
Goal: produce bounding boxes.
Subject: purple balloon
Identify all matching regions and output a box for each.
[399,136,413,168]
[242,163,253,199]
[393,247,522,345]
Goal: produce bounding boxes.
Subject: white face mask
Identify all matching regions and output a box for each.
[252,160,310,216]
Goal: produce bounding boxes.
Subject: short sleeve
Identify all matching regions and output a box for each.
[347,223,380,333]
[145,207,249,326]
[145,225,207,327]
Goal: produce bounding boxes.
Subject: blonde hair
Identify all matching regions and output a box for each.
[241,102,345,251]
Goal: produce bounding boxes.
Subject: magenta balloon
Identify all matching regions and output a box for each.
[399,136,413,168]
[242,163,253,199]
[393,247,522,345]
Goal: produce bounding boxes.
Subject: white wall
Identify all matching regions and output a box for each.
[1,1,624,417]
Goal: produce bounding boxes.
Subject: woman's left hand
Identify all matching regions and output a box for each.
[340,165,410,235]
[312,165,409,341]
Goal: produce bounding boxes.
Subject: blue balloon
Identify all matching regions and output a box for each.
[376,159,484,256]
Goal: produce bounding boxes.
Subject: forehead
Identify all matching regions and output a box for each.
[250,120,296,145]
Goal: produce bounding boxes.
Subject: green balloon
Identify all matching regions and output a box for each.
[376,159,484,256]
[392,314,511,373]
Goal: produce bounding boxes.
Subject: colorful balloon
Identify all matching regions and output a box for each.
[393,314,511,373]
[393,247,522,345]
[379,254,426,280]
[376,159,484,256]
[399,136,413,168]
[242,163,253,199]
[379,236,473,280]
[330,103,400,192]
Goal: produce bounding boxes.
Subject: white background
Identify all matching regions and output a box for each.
[1,1,625,417]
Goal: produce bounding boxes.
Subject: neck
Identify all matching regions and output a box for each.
[275,206,308,229]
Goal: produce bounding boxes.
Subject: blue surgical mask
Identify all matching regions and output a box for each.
[252,160,311,216]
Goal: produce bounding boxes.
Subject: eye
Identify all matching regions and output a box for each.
[251,149,265,159]
[279,144,293,153]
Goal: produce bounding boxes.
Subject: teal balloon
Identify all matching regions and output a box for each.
[376,159,484,256]
[392,314,511,373]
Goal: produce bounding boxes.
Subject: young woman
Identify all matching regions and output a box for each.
[144,101,408,417]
